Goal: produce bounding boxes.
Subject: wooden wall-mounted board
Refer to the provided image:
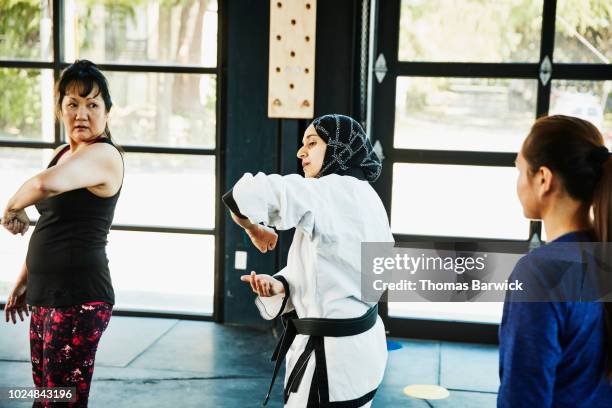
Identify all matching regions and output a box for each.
[268,0,316,119]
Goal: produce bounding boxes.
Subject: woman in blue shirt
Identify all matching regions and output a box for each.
[498,115,612,407]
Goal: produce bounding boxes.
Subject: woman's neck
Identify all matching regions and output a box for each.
[542,200,591,241]
[68,134,105,153]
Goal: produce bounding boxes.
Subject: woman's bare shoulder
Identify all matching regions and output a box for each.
[52,144,69,155]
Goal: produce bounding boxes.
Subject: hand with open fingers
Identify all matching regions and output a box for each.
[4,282,28,324]
[245,224,278,253]
[1,209,29,236]
[240,271,285,297]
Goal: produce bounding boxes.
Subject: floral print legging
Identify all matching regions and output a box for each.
[29,302,112,407]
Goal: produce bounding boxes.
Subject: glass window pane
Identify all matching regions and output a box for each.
[0,1,53,61]
[554,0,611,64]
[0,228,33,303]
[394,77,537,152]
[104,72,216,148]
[114,153,215,229]
[541,225,548,242]
[391,163,529,239]
[0,148,54,222]
[0,148,51,302]
[108,231,214,314]
[0,230,215,316]
[388,302,504,324]
[64,0,218,67]
[549,80,612,148]
[398,0,542,63]
[0,69,54,142]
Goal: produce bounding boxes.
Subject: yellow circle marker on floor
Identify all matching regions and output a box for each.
[403,384,450,400]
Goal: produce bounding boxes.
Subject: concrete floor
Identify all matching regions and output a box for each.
[0,316,499,407]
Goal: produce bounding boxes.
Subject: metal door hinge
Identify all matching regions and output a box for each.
[374,53,387,83]
[539,55,552,87]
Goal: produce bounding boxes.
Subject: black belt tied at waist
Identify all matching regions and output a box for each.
[263,276,379,407]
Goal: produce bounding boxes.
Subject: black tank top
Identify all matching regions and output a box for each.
[26,138,122,307]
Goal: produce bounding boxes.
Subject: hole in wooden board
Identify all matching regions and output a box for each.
[291,19,296,25]
[306,3,311,10]
[289,83,294,89]
[277,2,282,8]
[304,67,310,74]
[276,67,281,73]
[290,51,296,57]
[305,35,310,42]
[276,34,282,41]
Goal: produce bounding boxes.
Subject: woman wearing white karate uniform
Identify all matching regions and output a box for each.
[223,114,393,407]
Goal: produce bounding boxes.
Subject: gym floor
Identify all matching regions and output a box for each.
[0,316,498,407]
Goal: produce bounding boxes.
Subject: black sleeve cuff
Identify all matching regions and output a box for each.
[222,189,248,219]
[273,275,291,319]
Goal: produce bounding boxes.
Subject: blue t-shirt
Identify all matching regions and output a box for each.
[498,230,612,408]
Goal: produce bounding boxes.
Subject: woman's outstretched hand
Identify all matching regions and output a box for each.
[241,271,285,297]
[1,209,29,236]
[245,224,278,253]
[5,282,28,324]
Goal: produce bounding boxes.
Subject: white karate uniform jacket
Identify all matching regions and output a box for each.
[233,172,393,407]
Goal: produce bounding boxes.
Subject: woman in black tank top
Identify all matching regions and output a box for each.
[2,60,123,407]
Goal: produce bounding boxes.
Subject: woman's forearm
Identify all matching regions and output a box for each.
[231,211,256,231]
[16,262,28,286]
[5,175,49,212]
[222,189,254,230]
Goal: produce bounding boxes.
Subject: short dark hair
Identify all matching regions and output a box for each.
[55,60,116,142]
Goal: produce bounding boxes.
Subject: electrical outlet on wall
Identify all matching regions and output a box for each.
[234,251,248,270]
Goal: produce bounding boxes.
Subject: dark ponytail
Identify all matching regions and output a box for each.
[594,155,612,381]
[522,114,612,380]
[103,124,113,141]
[594,158,612,242]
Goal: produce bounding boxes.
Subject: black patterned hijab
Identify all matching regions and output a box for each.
[310,114,382,182]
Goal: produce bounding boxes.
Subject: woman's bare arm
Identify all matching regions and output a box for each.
[4,142,122,213]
